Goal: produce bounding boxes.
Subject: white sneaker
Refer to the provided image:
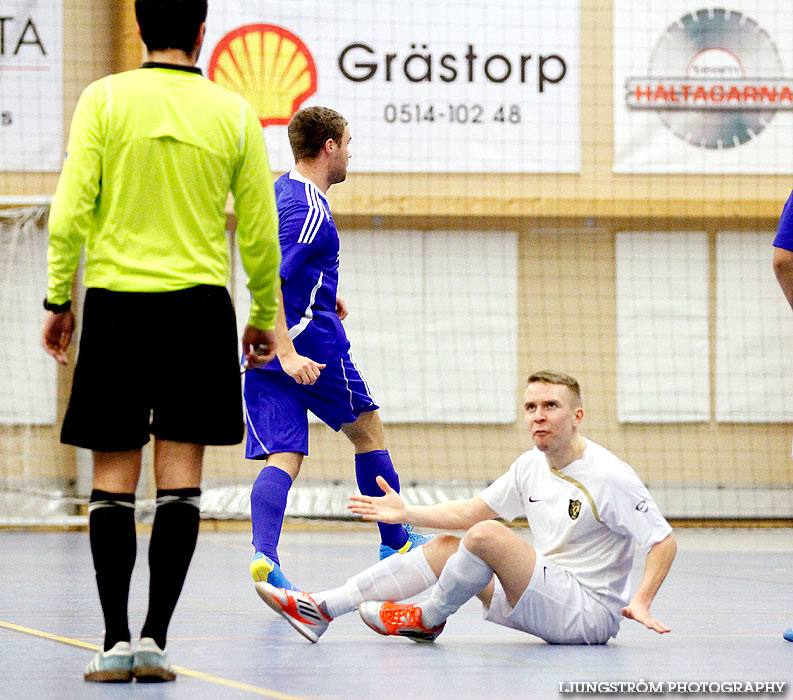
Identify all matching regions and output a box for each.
[255,581,332,643]
[132,637,176,682]
[83,641,133,682]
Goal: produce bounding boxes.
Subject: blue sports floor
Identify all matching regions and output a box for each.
[0,525,790,700]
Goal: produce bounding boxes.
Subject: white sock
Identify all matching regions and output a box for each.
[315,547,438,619]
[419,542,493,628]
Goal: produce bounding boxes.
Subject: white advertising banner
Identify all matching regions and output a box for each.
[0,0,63,172]
[200,1,580,173]
[715,232,793,422]
[613,2,793,174]
[615,232,710,423]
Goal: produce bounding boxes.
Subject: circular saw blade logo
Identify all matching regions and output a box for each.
[208,24,318,127]
[625,8,793,149]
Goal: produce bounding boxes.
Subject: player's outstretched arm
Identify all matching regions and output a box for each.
[348,475,407,524]
[621,532,677,634]
[349,476,497,530]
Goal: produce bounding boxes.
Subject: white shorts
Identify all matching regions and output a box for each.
[483,552,621,644]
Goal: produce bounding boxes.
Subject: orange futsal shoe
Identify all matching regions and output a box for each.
[358,601,445,643]
[255,582,331,643]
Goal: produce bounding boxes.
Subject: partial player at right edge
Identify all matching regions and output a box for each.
[771,188,793,644]
[255,370,677,645]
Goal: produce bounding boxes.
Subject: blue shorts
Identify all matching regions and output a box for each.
[243,351,379,458]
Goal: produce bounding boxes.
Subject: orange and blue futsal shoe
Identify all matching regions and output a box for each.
[250,552,297,590]
[255,582,331,643]
[379,525,435,560]
[358,601,445,643]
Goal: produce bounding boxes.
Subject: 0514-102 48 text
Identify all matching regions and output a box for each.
[383,103,521,124]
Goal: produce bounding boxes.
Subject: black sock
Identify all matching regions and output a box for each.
[88,489,136,652]
[140,488,201,649]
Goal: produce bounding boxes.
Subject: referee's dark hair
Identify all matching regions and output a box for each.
[135,0,208,55]
[288,107,348,162]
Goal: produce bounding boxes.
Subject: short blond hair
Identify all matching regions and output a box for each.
[527,370,582,406]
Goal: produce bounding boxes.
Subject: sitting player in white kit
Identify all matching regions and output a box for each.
[255,370,677,644]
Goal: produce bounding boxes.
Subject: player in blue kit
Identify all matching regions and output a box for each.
[243,106,431,591]
[771,188,793,644]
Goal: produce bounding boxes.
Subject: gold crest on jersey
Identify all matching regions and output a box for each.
[568,499,581,520]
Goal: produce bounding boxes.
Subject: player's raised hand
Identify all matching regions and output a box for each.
[348,475,406,524]
[621,602,670,634]
[280,350,326,385]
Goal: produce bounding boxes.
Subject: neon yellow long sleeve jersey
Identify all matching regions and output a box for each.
[47,64,280,331]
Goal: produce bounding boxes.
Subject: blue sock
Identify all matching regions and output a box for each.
[251,465,293,564]
[355,450,408,549]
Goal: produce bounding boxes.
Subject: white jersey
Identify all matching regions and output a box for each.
[480,439,672,617]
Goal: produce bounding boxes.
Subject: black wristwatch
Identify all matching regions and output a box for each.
[43,297,72,314]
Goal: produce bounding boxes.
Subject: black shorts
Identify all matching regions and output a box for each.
[61,285,244,451]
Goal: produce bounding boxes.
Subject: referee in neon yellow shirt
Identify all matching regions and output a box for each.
[41,0,280,683]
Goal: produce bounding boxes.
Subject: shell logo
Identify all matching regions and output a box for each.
[208,24,317,127]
